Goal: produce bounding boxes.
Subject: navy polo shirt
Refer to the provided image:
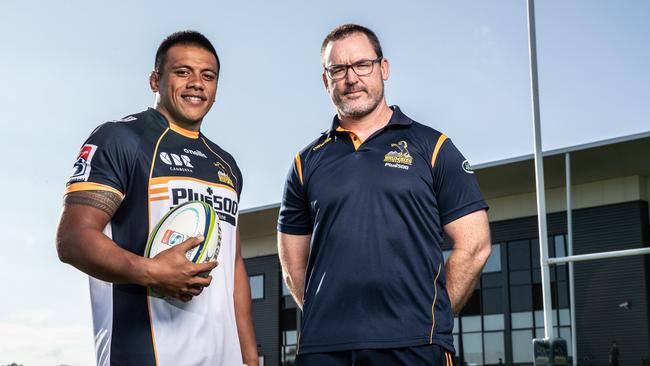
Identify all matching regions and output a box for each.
[278,106,488,354]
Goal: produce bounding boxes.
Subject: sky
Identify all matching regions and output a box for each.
[0,0,648,364]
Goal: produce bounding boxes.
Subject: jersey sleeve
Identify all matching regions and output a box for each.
[235,163,244,201]
[65,122,135,197]
[277,153,312,235]
[432,138,488,226]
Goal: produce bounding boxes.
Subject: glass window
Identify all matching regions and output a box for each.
[537,326,560,339]
[511,312,533,329]
[547,236,556,257]
[508,240,531,271]
[559,309,571,326]
[556,266,568,281]
[534,311,543,327]
[281,278,292,297]
[510,285,533,312]
[510,270,531,285]
[285,330,297,344]
[453,317,459,333]
[482,272,502,288]
[556,281,569,308]
[462,333,483,366]
[249,274,264,300]
[282,330,298,366]
[554,235,566,258]
[532,268,541,284]
[533,310,558,328]
[482,288,503,314]
[483,244,501,273]
[483,314,504,331]
[461,315,482,332]
[512,329,534,363]
[532,284,544,310]
[484,331,505,364]
[531,239,540,268]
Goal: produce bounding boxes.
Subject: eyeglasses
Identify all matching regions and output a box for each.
[324,57,383,81]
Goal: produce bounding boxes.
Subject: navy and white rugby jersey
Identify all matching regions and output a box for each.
[278,106,488,354]
[65,108,243,366]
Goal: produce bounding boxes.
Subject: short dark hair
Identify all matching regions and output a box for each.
[155,30,220,77]
[320,24,383,63]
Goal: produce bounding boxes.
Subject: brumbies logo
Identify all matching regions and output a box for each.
[214,162,234,187]
[384,140,413,170]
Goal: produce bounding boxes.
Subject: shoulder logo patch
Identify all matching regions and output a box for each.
[384,140,413,170]
[462,160,474,174]
[70,144,98,182]
[110,116,137,122]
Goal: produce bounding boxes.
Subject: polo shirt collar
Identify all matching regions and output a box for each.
[325,105,412,136]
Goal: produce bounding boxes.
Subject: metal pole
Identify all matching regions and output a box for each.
[526,0,554,339]
[547,247,650,265]
[565,153,577,365]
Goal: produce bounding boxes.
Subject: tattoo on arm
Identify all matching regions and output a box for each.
[64,190,122,217]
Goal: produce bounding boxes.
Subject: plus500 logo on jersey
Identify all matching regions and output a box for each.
[171,186,238,226]
[70,144,98,182]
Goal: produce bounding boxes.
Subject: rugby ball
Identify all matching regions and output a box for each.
[144,200,221,265]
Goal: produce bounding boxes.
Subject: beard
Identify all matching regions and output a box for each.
[332,83,384,118]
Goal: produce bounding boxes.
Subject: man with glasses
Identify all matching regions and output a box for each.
[278,24,492,365]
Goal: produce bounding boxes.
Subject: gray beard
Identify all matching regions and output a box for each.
[335,86,384,118]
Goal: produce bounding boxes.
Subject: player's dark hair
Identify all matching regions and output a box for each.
[155,30,220,78]
[320,24,383,63]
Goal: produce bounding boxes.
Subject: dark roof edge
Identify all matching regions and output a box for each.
[472,130,650,170]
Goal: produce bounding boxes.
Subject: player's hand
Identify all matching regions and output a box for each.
[146,236,218,301]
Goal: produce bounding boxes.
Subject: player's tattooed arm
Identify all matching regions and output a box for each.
[64,190,122,218]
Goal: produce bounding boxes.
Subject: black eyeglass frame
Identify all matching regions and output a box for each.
[324,56,383,81]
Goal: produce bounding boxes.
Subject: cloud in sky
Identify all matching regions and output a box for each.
[0,316,94,365]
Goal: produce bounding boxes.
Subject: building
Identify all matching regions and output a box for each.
[240,132,650,366]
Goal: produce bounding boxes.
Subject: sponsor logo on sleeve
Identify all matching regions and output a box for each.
[69,144,98,182]
[384,140,413,170]
[462,160,474,174]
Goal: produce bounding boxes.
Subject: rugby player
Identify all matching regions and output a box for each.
[56,31,258,366]
[278,24,492,365]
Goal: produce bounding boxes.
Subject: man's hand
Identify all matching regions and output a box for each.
[57,190,216,302]
[147,236,218,302]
